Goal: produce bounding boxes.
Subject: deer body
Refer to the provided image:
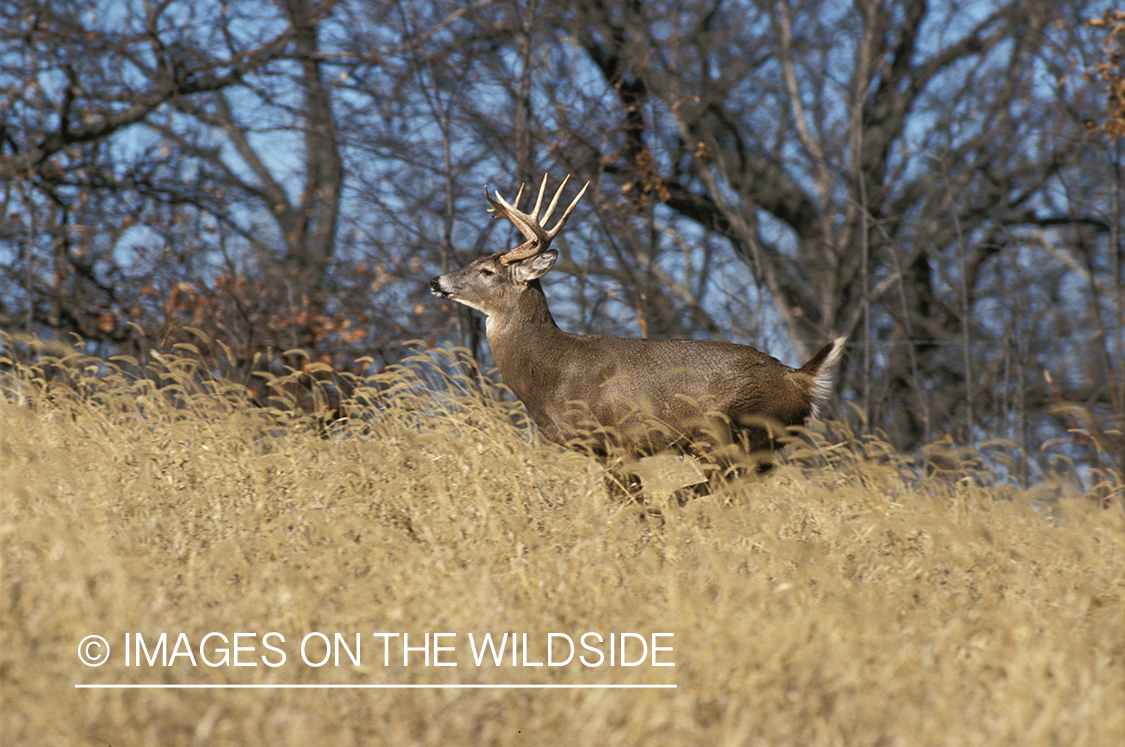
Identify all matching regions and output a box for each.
[430,175,844,468]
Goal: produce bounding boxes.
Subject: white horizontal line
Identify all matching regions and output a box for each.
[76,683,676,690]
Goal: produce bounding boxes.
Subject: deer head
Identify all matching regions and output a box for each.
[430,174,587,333]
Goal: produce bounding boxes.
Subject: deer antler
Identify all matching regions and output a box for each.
[486,174,589,265]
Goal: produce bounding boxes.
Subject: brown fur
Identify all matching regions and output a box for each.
[432,249,845,470]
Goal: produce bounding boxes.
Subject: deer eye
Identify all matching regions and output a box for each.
[479,267,495,277]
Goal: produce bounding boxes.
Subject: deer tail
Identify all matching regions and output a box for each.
[798,336,846,416]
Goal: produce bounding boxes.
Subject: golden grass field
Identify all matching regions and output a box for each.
[2,341,1123,746]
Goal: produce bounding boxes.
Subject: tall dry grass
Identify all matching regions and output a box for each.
[2,340,1123,746]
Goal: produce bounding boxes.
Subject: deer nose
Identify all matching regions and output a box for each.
[429,277,446,296]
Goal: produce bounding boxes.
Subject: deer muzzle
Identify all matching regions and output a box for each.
[429,277,451,298]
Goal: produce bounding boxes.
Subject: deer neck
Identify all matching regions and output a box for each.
[486,281,566,383]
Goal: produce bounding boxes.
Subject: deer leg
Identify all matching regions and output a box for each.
[603,468,644,502]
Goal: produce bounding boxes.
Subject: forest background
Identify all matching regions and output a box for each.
[1,0,1122,484]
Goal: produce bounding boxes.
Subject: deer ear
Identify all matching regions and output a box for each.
[513,249,557,282]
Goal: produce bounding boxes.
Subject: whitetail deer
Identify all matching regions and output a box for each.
[430,175,845,483]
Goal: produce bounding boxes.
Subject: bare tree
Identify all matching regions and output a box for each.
[1,0,1118,479]
[1,0,343,348]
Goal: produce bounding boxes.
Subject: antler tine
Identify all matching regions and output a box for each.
[537,173,568,226]
[545,178,588,239]
[486,185,539,244]
[530,173,550,223]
